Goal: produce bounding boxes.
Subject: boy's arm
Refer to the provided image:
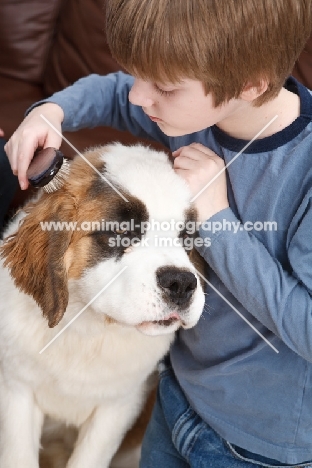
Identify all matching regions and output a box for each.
[6,72,169,189]
[174,142,312,361]
[31,72,169,146]
[197,204,312,361]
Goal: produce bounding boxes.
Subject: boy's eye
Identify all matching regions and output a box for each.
[154,83,175,97]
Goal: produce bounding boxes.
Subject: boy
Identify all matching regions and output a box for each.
[5,0,312,466]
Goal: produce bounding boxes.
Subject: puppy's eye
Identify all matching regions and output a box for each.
[114,228,128,235]
[179,230,191,240]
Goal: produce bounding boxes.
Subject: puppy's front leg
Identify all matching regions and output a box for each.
[66,393,143,468]
[0,378,44,468]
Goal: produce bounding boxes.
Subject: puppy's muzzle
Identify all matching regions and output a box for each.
[156,267,197,307]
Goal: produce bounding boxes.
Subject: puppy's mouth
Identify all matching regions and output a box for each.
[151,316,179,327]
[136,312,183,335]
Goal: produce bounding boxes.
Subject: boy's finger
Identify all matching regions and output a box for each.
[43,134,62,152]
[174,168,187,178]
[17,157,30,190]
[174,147,204,162]
[172,146,200,158]
[16,140,38,190]
[172,147,184,157]
[173,154,197,170]
[174,144,212,158]
[189,142,214,154]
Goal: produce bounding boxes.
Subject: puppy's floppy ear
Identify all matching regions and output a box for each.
[1,192,76,328]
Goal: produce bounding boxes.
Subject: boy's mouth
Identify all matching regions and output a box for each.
[147,115,162,122]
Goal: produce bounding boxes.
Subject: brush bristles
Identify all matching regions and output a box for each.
[43,159,71,194]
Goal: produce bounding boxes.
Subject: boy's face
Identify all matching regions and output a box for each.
[128,78,245,136]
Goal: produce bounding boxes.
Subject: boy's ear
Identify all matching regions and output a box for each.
[240,80,269,102]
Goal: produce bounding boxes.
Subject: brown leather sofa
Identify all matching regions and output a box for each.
[0,0,166,216]
[293,33,312,89]
[0,0,311,216]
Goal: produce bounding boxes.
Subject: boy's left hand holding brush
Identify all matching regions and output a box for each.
[4,102,64,190]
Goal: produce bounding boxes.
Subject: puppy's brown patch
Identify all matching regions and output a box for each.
[0,149,109,327]
[1,148,149,327]
[1,192,76,327]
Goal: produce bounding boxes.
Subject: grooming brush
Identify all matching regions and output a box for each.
[26,147,70,193]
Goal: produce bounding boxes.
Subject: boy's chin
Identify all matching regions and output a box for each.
[157,121,202,137]
[157,122,191,137]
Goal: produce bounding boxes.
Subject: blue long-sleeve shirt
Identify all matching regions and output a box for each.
[36,72,312,464]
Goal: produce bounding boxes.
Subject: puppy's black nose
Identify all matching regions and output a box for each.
[156,267,197,306]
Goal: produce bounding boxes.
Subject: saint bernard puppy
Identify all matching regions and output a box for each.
[0,143,205,468]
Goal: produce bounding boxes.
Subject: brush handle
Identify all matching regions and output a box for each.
[27,148,64,188]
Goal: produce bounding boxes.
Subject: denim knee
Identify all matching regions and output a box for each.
[140,361,312,468]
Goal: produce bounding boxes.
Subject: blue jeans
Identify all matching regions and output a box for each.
[0,137,18,235]
[140,360,312,468]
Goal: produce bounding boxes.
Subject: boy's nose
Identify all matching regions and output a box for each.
[129,79,155,107]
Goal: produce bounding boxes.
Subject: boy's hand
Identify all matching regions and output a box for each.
[0,128,4,137]
[172,143,229,222]
[4,103,64,190]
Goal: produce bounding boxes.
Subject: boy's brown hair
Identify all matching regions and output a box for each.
[106,0,312,107]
